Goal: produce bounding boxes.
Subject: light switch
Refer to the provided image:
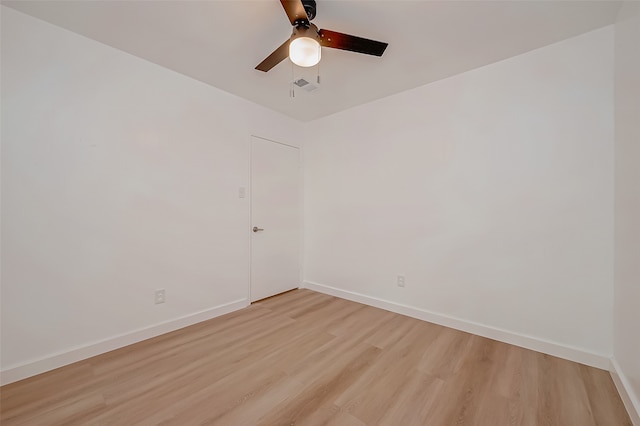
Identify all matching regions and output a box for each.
[238,187,246,198]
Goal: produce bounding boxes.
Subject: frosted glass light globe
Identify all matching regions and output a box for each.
[289,37,321,67]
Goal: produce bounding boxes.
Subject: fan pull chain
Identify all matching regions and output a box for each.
[290,61,295,98]
[317,44,321,84]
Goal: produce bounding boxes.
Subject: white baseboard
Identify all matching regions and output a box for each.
[0,298,249,386]
[610,358,640,425]
[302,280,610,370]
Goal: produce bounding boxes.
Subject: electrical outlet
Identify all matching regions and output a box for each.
[155,289,166,304]
[397,275,405,287]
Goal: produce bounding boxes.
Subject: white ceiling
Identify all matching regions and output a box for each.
[4,0,621,122]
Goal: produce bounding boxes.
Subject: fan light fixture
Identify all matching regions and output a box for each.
[289,37,321,67]
[289,25,321,67]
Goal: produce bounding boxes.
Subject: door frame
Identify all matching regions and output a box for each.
[248,135,304,302]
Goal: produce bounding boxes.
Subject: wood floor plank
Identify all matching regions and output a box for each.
[334,321,439,417]
[258,344,381,425]
[0,289,632,425]
[417,326,474,379]
[579,363,633,425]
[376,371,445,426]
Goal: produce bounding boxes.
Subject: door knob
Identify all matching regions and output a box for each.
[253,226,264,233]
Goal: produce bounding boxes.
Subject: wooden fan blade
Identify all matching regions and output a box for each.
[255,39,291,72]
[280,0,309,26]
[318,29,388,57]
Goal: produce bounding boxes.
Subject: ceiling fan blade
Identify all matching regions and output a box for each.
[255,39,291,72]
[280,0,309,26]
[318,29,388,57]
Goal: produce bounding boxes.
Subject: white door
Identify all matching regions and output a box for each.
[250,136,300,302]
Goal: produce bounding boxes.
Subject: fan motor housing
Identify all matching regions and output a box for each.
[302,0,317,21]
[292,23,320,41]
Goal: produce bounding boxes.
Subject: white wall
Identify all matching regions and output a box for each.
[303,27,614,365]
[0,6,302,382]
[613,1,640,422]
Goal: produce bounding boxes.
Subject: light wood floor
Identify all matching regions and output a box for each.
[1,289,631,425]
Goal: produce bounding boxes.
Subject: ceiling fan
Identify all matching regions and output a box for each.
[255,0,389,72]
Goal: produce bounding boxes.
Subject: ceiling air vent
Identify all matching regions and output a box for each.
[293,78,319,92]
